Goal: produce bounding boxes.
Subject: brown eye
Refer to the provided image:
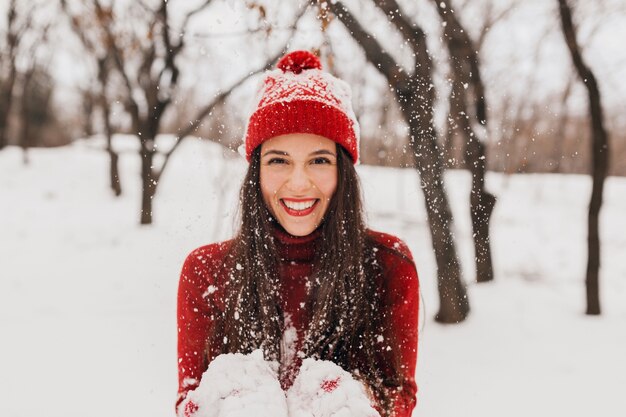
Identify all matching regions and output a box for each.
[311,157,331,165]
[268,157,287,165]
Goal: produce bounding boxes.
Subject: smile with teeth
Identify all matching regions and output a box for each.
[280,198,319,216]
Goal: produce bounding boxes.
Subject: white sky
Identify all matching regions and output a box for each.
[5,0,625,128]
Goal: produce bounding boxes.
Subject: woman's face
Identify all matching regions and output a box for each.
[259,133,338,237]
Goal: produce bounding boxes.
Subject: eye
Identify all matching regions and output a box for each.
[311,157,332,165]
[267,157,288,165]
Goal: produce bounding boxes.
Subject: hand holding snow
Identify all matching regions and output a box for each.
[287,358,380,417]
[179,350,287,417]
[179,350,380,417]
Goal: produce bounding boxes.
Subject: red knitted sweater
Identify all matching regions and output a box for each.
[176,225,419,416]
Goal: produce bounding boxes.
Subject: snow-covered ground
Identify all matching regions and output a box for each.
[1,136,624,417]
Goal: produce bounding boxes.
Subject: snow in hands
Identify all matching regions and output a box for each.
[287,358,380,417]
[179,350,286,417]
[179,350,380,417]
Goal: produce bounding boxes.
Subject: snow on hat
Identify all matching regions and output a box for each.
[243,50,360,163]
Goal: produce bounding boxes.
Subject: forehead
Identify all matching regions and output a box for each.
[261,133,336,153]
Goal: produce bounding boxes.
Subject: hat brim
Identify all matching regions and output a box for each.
[244,99,358,164]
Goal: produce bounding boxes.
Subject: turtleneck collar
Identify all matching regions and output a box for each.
[270,220,321,263]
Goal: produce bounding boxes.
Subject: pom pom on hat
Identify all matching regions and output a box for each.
[277,50,323,74]
[244,50,360,164]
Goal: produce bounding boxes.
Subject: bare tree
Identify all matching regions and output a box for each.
[18,63,54,164]
[63,0,305,224]
[473,1,517,52]
[442,0,515,169]
[61,0,122,196]
[323,0,469,323]
[0,0,35,149]
[14,17,53,164]
[433,0,496,283]
[552,18,604,174]
[557,0,609,315]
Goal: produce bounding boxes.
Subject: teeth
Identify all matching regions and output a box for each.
[283,199,316,211]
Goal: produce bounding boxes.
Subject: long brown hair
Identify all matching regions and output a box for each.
[210,144,402,414]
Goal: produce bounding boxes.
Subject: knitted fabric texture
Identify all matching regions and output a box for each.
[243,50,360,163]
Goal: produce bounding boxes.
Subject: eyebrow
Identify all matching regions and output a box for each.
[262,149,337,157]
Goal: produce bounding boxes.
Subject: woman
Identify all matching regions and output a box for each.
[176,50,419,417]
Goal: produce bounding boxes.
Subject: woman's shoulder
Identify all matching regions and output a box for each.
[186,239,234,259]
[365,229,415,265]
[180,239,235,279]
[365,230,419,295]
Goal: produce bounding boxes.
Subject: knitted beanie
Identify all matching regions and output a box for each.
[243,50,360,163]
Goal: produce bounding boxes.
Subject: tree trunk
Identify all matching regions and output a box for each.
[406,107,468,322]
[101,92,121,196]
[468,138,496,282]
[376,0,469,322]
[448,83,496,283]
[0,93,10,149]
[0,69,18,150]
[557,0,609,315]
[82,91,95,137]
[19,121,31,165]
[19,69,35,165]
[325,0,469,322]
[140,147,156,225]
[435,0,496,283]
[443,89,456,170]
[0,0,19,150]
[108,146,122,197]
[374,0,469,322]
[399,74,468,322]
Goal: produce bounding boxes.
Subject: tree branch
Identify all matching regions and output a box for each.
[476,2,516,50]
[154,3,310,184]
[322,1,408,86]
[372,0,435,102]
[92,0,141,130]
[180,0,215,33]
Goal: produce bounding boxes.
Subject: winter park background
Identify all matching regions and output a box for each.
[1,1,626,417]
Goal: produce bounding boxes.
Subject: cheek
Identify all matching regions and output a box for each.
[315,170,338,201]
[259,168,279,206]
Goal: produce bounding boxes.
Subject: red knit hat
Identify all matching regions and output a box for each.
[243,50,360,163]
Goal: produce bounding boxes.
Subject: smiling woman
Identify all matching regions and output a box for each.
[176,50,420,417]
[260,134,338,237]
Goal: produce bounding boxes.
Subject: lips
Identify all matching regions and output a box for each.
[279,198,319,217]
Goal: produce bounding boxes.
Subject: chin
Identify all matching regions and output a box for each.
[281,221,318,237]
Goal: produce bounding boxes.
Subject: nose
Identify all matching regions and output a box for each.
[286,164,312,193]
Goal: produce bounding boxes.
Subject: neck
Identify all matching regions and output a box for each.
[270,220,321,263]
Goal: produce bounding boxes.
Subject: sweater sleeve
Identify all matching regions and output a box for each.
[176,247,221,413]
[383,239,420,417]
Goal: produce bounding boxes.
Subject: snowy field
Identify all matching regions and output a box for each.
[1,136,625,417]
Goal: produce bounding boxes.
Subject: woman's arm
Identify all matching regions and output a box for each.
[382,239,420,417]
[176,247,219,413]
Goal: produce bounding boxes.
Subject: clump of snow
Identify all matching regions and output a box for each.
[287,358,380,417]
[179,350,379,417]
[204,285,218,296]
[180,350,287,417]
